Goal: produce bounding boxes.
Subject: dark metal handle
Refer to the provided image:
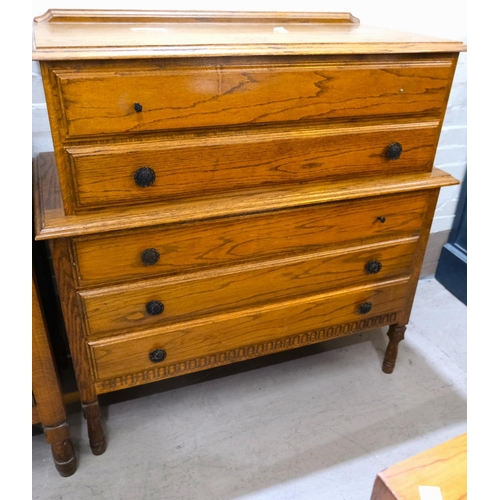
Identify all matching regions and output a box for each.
[141,248,160,266]
[365,260,382,274]
[359,302,373,315]
[134,102,143,113]
[386,142,403,160]
[377,216,386,223]
[146,300,164,316]
[134,167,156,187]
[149,349,166,363]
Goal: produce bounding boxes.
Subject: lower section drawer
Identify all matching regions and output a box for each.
[73,191,428,285]
[80,237,417,336]
[89,278,408,391]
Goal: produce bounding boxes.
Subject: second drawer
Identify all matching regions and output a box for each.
[67,122,439,210]
[80,237,418,336]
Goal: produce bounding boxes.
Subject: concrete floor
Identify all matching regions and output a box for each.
[32,278,466,500]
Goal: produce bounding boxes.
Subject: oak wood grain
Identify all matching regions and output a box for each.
[67,122,440,209]
[46,57,454,138]
[34,10,360,24]
[32,270,77,476]
[80,237,418,336]
[32,10,465,60]
[370,433,466,499]
[95,310,400,393]
[48,238,106,455]
[33,152,459,240]
[88,278,408,382]
[72,191,427,285]
[32,10,464,451]
[32,273,67,426]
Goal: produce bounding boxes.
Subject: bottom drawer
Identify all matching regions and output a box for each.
[90,278,408,392]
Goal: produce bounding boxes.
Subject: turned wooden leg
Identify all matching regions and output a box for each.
[382,324,407,374]
[50,239,108,455]
[32,271,77,476]
[82,401,107,455]
[43,423,77,477]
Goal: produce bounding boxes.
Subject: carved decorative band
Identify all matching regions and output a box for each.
[98,313,397,393]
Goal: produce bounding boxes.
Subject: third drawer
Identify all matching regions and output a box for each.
[72,190,429,285]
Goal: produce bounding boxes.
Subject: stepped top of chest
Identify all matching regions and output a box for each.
[32,9,465,61]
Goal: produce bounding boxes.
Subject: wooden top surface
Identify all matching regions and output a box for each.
[372,433,467,499]
[32,10,466,60]
[33,152,459,240]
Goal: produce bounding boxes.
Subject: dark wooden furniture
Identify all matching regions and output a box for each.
[436,172,467,305]
[32,270,77,477]
[370,433,467,499]
[32,10,465,454]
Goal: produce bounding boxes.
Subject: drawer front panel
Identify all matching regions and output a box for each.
[74,191,428,284]
[51,58,454,138]
[81,238,418,336]
[69,123,439,209]
[89,279,408,383]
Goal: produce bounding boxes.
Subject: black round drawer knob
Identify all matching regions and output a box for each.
[149,349,166,363]
[133,102,143,113]
[359,302,373,315]
[377,216,386,223]
[386,142,403,160]
[141,248,160,266]
[134,167,156,187]
[146,300,164,316]
[366,260,382,274]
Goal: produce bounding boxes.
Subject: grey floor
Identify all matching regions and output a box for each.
[32,278,466,500]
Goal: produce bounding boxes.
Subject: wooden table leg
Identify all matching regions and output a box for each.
[49,238,107,455]
[382,324,407,374]
[32,271,77,477]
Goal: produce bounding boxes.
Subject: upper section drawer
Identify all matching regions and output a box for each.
[72,190,429,286]
[67,122,439,210]
[44,56,456,139]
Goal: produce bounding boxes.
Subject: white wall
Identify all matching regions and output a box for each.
[31,0,467,233]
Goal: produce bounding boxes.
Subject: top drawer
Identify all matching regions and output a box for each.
[45,56,456,139]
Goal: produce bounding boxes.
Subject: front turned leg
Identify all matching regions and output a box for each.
[82,401,107,455]
[43,422,77,477]
[382,324,407,374]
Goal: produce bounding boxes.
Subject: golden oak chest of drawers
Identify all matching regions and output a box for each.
[32,10,465,455]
